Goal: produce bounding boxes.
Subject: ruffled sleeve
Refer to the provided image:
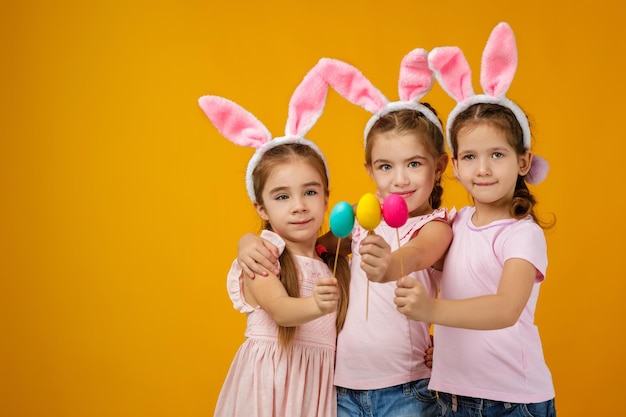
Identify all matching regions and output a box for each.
[225,230,286,313]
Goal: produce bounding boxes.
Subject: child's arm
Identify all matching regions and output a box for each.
[237,233,281,278]
[238,231,350,278]
[244,273,339,326]
[394,258,536,330]
[361,220,452,282]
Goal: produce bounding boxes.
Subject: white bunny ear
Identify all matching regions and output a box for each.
[316,57,388,114]
[480,22,517,98]
[198,95,272,148]
[398,48,434,102]
[428,46,475,103]
[285,63,329,138]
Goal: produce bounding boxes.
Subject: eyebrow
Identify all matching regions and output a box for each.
[268,181,323,194]
[459,146,510,154]
[372,154,428,164]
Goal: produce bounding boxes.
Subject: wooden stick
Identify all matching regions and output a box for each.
[332,238,341,277]
[396,229,404,277]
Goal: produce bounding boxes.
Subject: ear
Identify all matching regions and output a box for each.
[198,95,272,148]
[435,153,449,180]
[364,160,375,180]
[285,63,329,138]
[398,48,434,103]
[518,151,532,176]
[316,58,388,114]
[480,22,517,98]
[253,201,270,222]
[428,46,475,103]
[451,157,460,179]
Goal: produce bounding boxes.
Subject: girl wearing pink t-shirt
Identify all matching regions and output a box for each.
[237,52,453,417]
[394,23,556,416]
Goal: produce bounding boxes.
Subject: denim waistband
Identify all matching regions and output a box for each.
[437,392,515,411]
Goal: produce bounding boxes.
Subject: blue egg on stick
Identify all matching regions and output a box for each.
[329,201,355,238]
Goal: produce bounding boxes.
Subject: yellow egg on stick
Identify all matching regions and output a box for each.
[355,193,382,321]
[356,193,382,231]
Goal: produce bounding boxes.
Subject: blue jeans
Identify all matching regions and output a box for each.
[337,378,438,417]
[437,392,556,417]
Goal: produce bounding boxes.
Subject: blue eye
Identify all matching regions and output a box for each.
[408,161,421,168]
[379,164,392,171]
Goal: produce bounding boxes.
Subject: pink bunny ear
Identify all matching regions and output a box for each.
[398,48,434,102]
[198,95,272,148]
[285,64,329,138]
[526,154,549,184]
[428,46,475,103]
[480,22,517,98]
[316,58,388,114]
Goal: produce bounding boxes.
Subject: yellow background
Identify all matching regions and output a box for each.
[1,1,624,416]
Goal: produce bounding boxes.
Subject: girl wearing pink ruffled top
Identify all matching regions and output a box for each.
[214,143,349,417]
[198,63,350,417]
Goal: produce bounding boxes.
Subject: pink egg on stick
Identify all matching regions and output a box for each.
[382,194,408,228]
[382,194,409,278]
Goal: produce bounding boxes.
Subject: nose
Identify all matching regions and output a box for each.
[476,158,491,176]
[393,168,410,186]
[290,195,308,213]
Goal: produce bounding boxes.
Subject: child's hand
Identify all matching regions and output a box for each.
[313,277,339,315]
[425,341,434,369]
[394,276,432,321]
[358,233,392,282]
[237,233,280,278]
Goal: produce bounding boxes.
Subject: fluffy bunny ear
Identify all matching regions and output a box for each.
[198,95,272,148]
[285,64,329,138]
[316,57,388,114]
[480,22,517,98]
[526,154,549,185]
[428,46,475,103]
[398,48,434,102]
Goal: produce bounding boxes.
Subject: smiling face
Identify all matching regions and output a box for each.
[365,131,446,216]
[254,161,327,256]
[452,122,531,220]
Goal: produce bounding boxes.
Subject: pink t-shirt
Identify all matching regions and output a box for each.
[334,208,450,390]
[429,206,555,403]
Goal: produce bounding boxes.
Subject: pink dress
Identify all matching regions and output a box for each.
[214,230,337,417]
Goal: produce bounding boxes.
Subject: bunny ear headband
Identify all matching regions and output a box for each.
[314,49,445,152]
[198,64,330,201]
[428,22,549,184]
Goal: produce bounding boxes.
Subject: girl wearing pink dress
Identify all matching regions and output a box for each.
[198,65,350,417]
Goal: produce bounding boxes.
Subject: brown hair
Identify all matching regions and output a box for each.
[365,106,446,209]
[449,103,554,228]
[252,143,350,348]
